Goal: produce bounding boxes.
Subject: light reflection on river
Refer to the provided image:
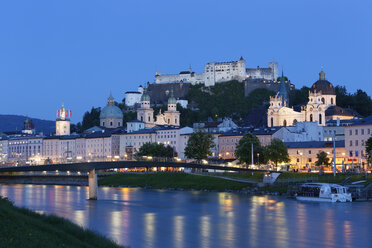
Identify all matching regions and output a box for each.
[0,184,371,248]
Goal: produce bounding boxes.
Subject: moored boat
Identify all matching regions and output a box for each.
[296,183,352,202]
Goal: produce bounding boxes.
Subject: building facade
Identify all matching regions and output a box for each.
[8,136,44,164]
[345,115,372,168]
[286,141,346,170]
[268,70,336,127]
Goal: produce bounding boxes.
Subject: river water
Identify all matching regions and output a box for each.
[0,184,371,248]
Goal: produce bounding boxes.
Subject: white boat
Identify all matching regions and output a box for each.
[296,183,352,202]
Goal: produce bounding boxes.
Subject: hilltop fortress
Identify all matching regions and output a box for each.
[155,57,278,87]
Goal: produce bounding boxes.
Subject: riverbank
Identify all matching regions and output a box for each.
[0,196,124,248]
[98,172,372,196]
[98,172,251,192]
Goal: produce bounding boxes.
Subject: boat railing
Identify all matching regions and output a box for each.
[297,192,317,197]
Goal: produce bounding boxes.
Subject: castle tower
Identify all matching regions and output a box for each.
[100,92,124,128]
[137,87,155,127]
[164,90,180,126]
[269,62,279,81]
[56,103,71,136]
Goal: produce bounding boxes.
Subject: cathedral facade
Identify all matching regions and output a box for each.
[268,70,338,127]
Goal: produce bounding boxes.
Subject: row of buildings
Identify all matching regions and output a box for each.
[0,68,371,170]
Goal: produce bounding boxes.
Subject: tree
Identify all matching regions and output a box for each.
[289,86,310,107]
[366,137,372,164]
[263,138,290,167]
[235,133,264,165]
[315,151,330,166]
[184,130,215,161]
[81,107,101,131]
[136,143,174,158]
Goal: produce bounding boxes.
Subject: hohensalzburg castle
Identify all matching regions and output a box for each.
[155,57,278,87]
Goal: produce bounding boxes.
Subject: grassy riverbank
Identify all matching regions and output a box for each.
[0,196,123,248]
[99,172,372,196]
[99,173,250,191]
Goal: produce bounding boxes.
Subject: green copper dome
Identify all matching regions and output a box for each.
[100,93,123,119]
[100,105,123,119]
[168,90,177,104]
[141,88,150,102]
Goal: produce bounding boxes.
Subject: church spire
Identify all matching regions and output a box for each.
[319,66,326,80]
[107,91,115,106]
[279,70,289,107]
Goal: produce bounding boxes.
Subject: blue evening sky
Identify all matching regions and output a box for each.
[0,0,371,123]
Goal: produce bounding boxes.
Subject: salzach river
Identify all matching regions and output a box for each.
[0,184,371,248]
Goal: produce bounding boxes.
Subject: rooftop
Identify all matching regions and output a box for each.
[285,140,345,149]
[350,115,372,126]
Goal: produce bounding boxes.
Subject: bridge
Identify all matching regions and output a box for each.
[0,161,266,200]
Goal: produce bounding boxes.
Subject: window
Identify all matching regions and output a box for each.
[283,120,287,127]
[308,158,312,163]
[368,129,371,135]
[271,118,274,127]
[310,114,313,122]
[350,140,353,146]
[356,140,359,146]
[309,150,312,154]
[110,122,113,126]
[331,98,334,105]
[355,129,358,135]
[349,130,352,136]
[355,150,359,157]
[350,151,353,157]
[319,114,322,125]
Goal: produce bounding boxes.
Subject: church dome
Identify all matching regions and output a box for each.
[100,93,123,119]
[168,89,177,104]
[100,105,123,119]
[310,70,335,95]
[141,88,150,102]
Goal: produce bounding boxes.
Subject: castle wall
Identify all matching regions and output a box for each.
[125,92,142,107]
[154,59,277,87]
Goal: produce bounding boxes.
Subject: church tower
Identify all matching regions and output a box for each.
[164,90,180,126]
[278,71,289,107]
[137,87,155,128]
[56,103,71,136]
[22,117,35,135]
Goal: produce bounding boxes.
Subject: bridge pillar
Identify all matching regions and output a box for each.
[88,169,98,200]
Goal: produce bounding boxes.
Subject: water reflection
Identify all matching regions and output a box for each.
[144,213,156,248]
[343,220,352,248]
[173,216,184,248]
[0,184,371,248]
[200,215,210,248]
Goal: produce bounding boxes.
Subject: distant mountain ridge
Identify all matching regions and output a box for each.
[0,115,55,135]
